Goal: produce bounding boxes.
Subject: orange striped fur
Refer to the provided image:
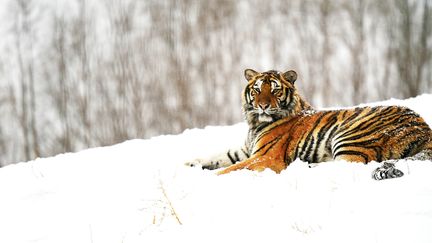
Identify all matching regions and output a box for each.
[217,69,432,175]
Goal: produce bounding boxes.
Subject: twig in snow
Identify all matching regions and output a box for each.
[159,179,183,225]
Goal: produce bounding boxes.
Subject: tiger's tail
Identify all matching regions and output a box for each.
[372,162,404,180]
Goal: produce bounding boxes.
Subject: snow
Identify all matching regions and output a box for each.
[1,95,432,243]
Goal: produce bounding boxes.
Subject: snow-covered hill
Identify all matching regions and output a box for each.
[1,95,432,243]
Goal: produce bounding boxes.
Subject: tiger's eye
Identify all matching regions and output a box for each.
[253,79,263,92]
[272,86,281,94]
[270,80,281,92]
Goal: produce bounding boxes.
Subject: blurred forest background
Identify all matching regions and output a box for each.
[0,0,431,165]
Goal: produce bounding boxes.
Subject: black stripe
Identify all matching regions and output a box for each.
[400,138,429,158]
[311,114,339,163]
[336,107,389,139]
[303,136,316,162]
[325,122,340,149]
[227,151,236,163]
[279,87,289,106]
[295,130,309,159]
[241,147,250,158]
[299,111,330,159]
[253,135,282,155]
[333,125,386,152]
[338,107,367,128]
[282,137,292,165]
[245,86,252,103]
[340,110,349,120]
[332,112,419,150]
[288,89,294,107]
[374,146,384,161]
[337,107,401,139]
[336,138,381,148]
[256,122,273,134]
[255,115,296,141]
[335,120,428,151]
[261,136,284,155]
[285,116,316,160]
[339,107,388,131]
[333,140,382,161]
[234,151,240,161]
[354,107,397,129]
[334,150,369,162]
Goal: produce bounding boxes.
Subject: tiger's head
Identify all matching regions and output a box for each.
[242,69,312,129]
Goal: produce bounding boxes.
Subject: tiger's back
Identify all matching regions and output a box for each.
[251,106,432,166]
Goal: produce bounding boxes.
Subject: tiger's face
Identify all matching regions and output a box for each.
[242,69,308,128]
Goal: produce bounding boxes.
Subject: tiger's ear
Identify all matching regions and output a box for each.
[244,69,259,81]
[282,70,297,84]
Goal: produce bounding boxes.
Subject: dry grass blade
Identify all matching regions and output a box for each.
[159,179,183,225]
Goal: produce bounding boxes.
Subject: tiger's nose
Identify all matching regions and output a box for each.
[259,103,270,110]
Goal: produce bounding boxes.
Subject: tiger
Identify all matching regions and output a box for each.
[187,69,432,180]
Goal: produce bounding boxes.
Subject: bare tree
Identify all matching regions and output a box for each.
[319,0,333,106]
[415,0,431,94]
[293,0,321,105]
[342,0,368,104]
[0,0,431,165]
[11,0,40,161]
[389,0,432,98]
[53,14,72,152]
[71,0,92,148]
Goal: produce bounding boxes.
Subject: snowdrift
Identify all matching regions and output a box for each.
[1,94,432,243]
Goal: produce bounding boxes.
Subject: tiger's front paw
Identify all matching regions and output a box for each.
[184,159,223,170]
[184,159,204,169]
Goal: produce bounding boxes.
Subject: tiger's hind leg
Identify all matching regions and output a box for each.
[333,153,369,163]
[409,148,432,161]
[333,150,405,180]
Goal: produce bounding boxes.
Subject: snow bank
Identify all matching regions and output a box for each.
[1,95,432,243]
